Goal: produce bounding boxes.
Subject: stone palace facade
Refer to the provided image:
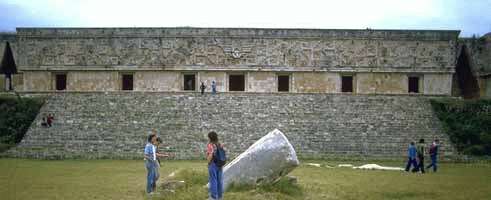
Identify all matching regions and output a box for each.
[1,27,461,95]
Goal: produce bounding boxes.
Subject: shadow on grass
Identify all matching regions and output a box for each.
[228,177,303,197]
[155,169,208,200]
[153,169,303,200]
[382,191,436,199]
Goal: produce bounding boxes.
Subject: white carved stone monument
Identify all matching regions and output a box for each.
[222,129,300,191]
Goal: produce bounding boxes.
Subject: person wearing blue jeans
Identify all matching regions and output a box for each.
[206,131,223,200]
[426,139,439,172]
[144,134,157,194]
[405,141,418,172]
[208,161,223,200]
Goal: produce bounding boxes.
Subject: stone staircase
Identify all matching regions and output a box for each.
[6,92,455,159]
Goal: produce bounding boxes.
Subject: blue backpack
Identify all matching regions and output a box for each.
[213,143,227,167]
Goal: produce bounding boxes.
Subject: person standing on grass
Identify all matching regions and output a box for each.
[153,137,170,192]
[144,134,158,194]
[426,139,440,172]
[207,131,224,200]
[415,138,426,173]
[405,141,418,172]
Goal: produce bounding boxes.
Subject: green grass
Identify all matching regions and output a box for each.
[1,159,491,200]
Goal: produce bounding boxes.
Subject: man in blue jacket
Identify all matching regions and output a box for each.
[405,141,417,172]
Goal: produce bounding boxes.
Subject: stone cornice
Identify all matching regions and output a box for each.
[15,27,460,41]
[18,65,455,73]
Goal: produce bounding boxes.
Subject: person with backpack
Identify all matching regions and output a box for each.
[206,131,226,200]
[415,138,426,173]
[426,139,440,172]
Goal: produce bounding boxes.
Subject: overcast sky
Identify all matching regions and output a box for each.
[1,0,490,37]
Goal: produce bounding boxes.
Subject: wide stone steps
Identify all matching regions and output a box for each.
[6,92,455,159]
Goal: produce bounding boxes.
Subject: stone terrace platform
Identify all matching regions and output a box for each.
[5,92,454,159]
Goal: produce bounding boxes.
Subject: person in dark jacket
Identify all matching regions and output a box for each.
[415,139,426,173]
[426,139,440,172]
[200,82,206,95]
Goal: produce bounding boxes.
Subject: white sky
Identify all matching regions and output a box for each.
[1,0,491,37]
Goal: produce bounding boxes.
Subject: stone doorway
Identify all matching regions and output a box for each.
[55,74,67,90]
[183,74,196,91]
[122,74,133,90]
[229,74,245,91]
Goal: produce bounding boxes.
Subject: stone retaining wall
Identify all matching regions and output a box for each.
[5,92,455,159]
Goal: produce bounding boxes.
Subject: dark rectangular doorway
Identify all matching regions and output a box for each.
[408,76,419,93]
[55,74,66,91]
[341,75,353,93]
[122,74,133,90]
[183,74,196,91]
[229,74,245,91]
[278,75,290,92]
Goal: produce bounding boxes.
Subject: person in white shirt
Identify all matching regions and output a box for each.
[144,134,157,194]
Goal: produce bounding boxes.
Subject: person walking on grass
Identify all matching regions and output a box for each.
[426,139,440,172]
[405,141,418,172]
[207,131,226,200]
[415,138,426,173]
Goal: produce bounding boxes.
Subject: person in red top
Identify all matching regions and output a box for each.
[206,131,224,200]
[47,114,54,127]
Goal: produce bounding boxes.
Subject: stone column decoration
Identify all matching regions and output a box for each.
[222,129,299,191]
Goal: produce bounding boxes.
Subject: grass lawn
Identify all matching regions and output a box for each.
[1,159,490,200]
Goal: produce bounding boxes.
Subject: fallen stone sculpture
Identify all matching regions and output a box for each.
[222,129,299,191]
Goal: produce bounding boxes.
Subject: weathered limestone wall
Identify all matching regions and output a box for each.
[18,70,453,95]
[247,72,276,92]
[461,35,491,74]
[23,71,51,91]
[357,73,407,94]
[5,28,462,94]
[355,73,453,95]
[134,71,181,91]
[292,72,339,93]
[0,73,23,91]
[198,71,227,92]
[423,74,453,95]
[67,71,119,91]
[459,35,491,98]
[6,92,455,159]
[15,28,458,73]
